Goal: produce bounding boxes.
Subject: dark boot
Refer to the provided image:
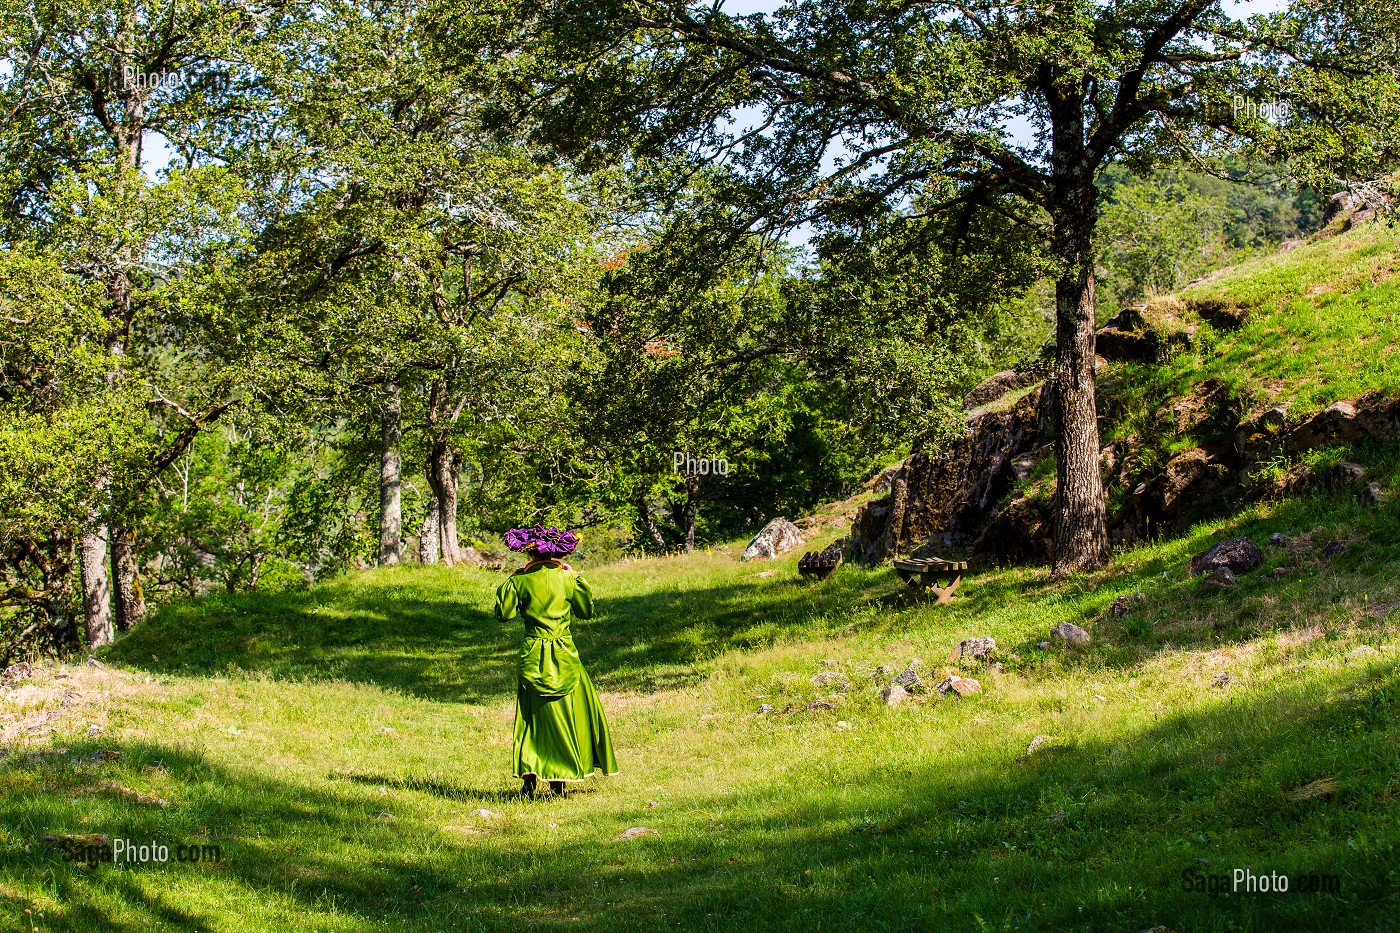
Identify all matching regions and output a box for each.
[521,774,537,797]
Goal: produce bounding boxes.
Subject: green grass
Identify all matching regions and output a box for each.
[2,485,1399,932]
[3,224,1400,931]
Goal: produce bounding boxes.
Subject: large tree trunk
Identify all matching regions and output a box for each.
[682,474,700,553]
[80,527,114,648]
[635,491,667,552]
[110,528,145,631]
[377,379,403,566]
[426,444,460,565]
[1048,165,1110,573]
[419,489,441,564]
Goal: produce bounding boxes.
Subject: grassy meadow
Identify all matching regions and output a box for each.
[2,479,1399,931]
[3,224,1400,932]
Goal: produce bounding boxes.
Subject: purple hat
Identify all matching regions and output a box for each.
[503,524,579,558]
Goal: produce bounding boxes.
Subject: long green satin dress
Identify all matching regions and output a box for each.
[495,560,618,782]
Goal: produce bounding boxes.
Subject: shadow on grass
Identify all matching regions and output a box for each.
[102,561,913,702]
[104,480,1398,704]
[2,664,1396,931]
[330,771,527,804]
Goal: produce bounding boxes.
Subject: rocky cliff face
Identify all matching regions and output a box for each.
[847,385,1050,564]
[848,382,1399,567]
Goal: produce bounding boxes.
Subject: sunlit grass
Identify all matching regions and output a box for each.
[2,480,1398,931]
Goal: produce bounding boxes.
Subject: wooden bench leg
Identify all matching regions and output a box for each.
[928,574,961,605]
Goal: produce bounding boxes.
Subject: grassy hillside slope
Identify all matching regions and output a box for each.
[1105,222,1400,450]
[2,225,1399,933]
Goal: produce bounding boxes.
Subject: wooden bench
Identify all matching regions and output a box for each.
[798,549,843,580]
[893,557,967,604]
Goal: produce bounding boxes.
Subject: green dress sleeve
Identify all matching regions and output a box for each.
[495,577,521,622]
[569,573,594,620]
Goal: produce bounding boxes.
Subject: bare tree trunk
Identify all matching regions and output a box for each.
[635,491,667,552]
[419,489,441,564]
[1047,132,1110,572]
[80,527,114,648]
[426,445,459,564]
[110,528,145,631]
[378,379,403,566]
[438,454,460,565]
[682,473,700,553]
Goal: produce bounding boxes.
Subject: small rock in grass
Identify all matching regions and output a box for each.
[377,726,396,734]
[951,678,981,696]
[836,720,852,730]
[1268,533,1290,548]
[647,801,659,808]
[469,808,497,820]
[819,659,839,667]
[85,656,105,668]
[86,725,104,736]
[1203,567,1237,590]
[1,661,33,686]
[1050,809,1066,825]
[1321,541,1348,558]
[951,636,997,663]
[810,671,851,690]
[1189,536,1263,576]
[1284,777,1337,802]
[806,699,837,712]
[1363,482,1385,506]
[619,827,659,840]
[1210,671,1232,688]
[1049,623,1091,646]
[755,569,778,578]
[1109,593,1146,618]
[880,684,908,706]
[1025,735,1055,756]
[1269,567,1294,580]
[1092,694,1107,703]
[892,667,924,693]
[1038,641,1052,650]
[935,675,981,696]
[756,703,776,714]
[1345,646,1379,664]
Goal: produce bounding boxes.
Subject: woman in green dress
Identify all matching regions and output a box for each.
[496,525,618,796]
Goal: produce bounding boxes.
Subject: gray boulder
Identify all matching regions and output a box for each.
[952,636,997,663]
[892,668,925,693]
[741,517,804,561]
[1049,622,1091,646]
[1188,536,1262,576]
